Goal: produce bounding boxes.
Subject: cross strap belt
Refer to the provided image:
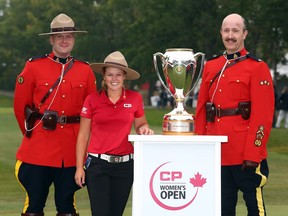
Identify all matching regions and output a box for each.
[215,107,240,118]
[37,113,80,124]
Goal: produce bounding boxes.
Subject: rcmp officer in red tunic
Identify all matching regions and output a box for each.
[14,13,97,216]
[195,14,274,216]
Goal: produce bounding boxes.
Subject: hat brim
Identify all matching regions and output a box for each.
[90,63,140,80]
[38,30,87,36]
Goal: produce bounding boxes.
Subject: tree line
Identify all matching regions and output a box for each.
[0,0,287,93]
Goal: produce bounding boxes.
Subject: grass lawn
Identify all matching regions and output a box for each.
[1,95,288,215]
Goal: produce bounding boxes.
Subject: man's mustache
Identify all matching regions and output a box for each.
[225,38,237,42]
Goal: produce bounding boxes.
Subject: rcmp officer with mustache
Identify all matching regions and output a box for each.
[195,13,274,216]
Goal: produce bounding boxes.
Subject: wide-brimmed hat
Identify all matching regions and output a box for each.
[90,51,140,80]
[39,13,87,35]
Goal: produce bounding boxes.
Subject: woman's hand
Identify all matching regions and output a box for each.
[138,126,154,135]
[134,116,154,135]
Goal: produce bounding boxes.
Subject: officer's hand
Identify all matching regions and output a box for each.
[241,160,259,171]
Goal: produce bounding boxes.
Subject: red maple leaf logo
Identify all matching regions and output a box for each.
[190,172,207,187]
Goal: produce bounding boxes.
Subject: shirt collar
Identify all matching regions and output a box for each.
[224,48,248,60]
[49,52,71,64]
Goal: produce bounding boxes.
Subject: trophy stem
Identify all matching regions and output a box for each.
[174,98,185,114]
[166,98,188,116]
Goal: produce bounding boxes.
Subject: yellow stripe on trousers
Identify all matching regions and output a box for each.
[15,160,29,213]
[255,163,267,216]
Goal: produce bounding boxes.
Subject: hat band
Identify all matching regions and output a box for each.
[51,27,77,33]
[105,61,127,68]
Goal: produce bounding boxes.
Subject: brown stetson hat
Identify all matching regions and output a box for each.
[90,51,140,80]
[39,13,87,35]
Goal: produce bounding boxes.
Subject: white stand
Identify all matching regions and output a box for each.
[128,135,227,216]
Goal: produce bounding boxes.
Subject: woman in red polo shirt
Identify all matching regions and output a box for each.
[75,51,154,216]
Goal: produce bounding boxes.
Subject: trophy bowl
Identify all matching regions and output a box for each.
[153,48,205,135]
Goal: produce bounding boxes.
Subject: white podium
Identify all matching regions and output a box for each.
[128,135,227,216]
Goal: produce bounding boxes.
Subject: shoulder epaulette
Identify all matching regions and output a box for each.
[72,56,89,65]
[28,54,48,62]
[247,53,262,62]
[207,54,221,61]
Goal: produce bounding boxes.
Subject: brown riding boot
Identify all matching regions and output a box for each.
[21,213,44,216]
[56,214,79,216]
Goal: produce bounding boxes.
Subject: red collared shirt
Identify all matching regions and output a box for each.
[81,89,144,155]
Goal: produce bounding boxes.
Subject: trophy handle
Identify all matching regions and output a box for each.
[153,52,173,95]
[186,52,205,96]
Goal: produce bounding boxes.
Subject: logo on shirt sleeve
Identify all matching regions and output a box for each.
[81,107,88,114]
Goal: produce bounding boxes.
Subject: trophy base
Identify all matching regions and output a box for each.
[162,114,196,135]
[162,131,196,135]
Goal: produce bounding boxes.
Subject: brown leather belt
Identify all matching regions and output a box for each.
[37,113,80,124]
[215,107,240,118]
[57,115,80,124]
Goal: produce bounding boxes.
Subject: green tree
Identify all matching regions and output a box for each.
[0,0,287,92]
[119,0,220,94]
[0,0,97,90]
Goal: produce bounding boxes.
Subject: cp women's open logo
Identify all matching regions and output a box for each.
[149,161,207,211]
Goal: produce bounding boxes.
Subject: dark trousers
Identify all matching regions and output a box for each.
[221,159,269,216]
[85,156,133,216]
[15,160,80,214]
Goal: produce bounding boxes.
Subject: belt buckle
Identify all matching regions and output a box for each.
[216,108,221,118]
[108,155,122,163]
[59,115,67,124]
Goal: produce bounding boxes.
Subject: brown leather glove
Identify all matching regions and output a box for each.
[241,160,259,170]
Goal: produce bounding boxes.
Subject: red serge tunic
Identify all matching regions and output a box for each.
[195,48,274,165]
[14,52,97,167]
[80,89,145,155]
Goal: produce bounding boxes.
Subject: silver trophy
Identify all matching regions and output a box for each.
[153,48,205,135]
